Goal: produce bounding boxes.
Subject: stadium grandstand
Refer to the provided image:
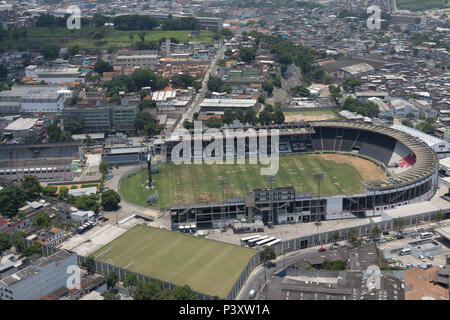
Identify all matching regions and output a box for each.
[167,121,440,230]
[0,142,81,181]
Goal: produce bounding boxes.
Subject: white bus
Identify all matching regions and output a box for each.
[420,232,433,239]
[255,237,276,248]
[264,239,281,248]
[240,235,262,246]
[248,235,269,247]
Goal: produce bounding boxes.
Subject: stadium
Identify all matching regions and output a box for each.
[0,142,82,182]
[121,121,440,230]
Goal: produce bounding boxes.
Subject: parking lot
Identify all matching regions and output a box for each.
[376,223,450,268]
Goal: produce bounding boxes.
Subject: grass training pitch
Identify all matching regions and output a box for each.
[92,225,257,298]
[120,153,386,209]
[283,109,340,122]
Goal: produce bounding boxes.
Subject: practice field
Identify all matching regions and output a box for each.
[92,225,257,298]
[0,27,214,50]
[283,109,340,122]
[120,153,386,208]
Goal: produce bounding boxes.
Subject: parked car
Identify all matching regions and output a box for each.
[249,289,256,299]
[382,231,389,236]
[329,245,338,250]
[318,247,326,252]
[419,255,426,262]
[396,234,404,240]
[265,261,276,268]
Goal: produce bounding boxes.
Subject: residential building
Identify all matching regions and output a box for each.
[0,250,78,300]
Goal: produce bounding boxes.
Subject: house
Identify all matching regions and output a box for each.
[36,228,67,247]
[390,98,420,118]
[71,210,95,224]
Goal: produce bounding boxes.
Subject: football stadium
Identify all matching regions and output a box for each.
[91,225,257,299]
[120,121,440,230]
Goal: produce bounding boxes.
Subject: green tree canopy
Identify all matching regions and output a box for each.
[21,175,41,201]
[0,185,27,218]
[101,189,121,211]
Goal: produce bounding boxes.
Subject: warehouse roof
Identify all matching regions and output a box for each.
[5,118,38,131]
[199,98,257,108]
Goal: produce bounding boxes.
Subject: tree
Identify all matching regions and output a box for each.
[21,175,41,201]
[183,120,194,130]
[329,85,342,104]
[371,226,381,235]
[138,31,146,42]
[261,247,276,261]
[124,273,138,296]
[402,119,413,128]
[416,121,434,134]
[291,85,310,97]
[262,81,274,95]
[13,231,26,251]
[332,231,340,241]
[94,60,113,75]
[405,112,416,119]
[75,194,100,213]
[82,257,96,275]
[135,112,161,137]
[101,190,121,211]
[0,64,7,78]
[221,28,234,39]
[0,185,27,218]
[432,211,444,222]
[102,291,120,300]
[34,212,52,228]
[138,100,156,111]
[0,233,11,254]
[64,116,84,134]
[238,46,256,63]
[129,33,135,41]
[99,162,109,176]
[134,280,162,300]
[273,109,285,124]
[342,78,362,93]
[22,243,42,256]
[106,272,119,290]
[170,285,198,300]
[346,229,360,247]
[41,44,60,60]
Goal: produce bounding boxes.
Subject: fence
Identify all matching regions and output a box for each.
[270,208,450,257]
[77,255,215,300]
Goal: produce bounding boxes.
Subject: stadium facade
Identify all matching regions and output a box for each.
[0,142,82,181]
[165,121,440,230]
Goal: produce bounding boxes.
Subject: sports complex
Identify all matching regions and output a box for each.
[120,120,440,230]
[91,225,257,298]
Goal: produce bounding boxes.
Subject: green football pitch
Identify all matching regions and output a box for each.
[92,225,257,298]
[120,153,381,209]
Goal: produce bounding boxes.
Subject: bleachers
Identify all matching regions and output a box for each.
[338,128,359,152]
[0,144,80,161]
[358,130,396,164]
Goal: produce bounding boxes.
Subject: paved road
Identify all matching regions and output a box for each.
[176,44,226,129]
[236,245,323,300]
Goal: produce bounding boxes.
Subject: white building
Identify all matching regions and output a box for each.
[68,187,97,197]
[0,250,77,300]
[25,65,87,84]
[71,210,96,224]
[114,50,159,69]
[390,98,420,118]
[391,124,450,158]
[0,85,72,113]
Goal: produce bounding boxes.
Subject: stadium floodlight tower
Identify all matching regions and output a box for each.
[314,172,324,227]
[265,175,276,226]
[217,178,227,228]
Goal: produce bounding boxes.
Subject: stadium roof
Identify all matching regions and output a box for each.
[391,124,450,150]
[340,63,374,75]
[312,121,440,191]
[199,99,257,108]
